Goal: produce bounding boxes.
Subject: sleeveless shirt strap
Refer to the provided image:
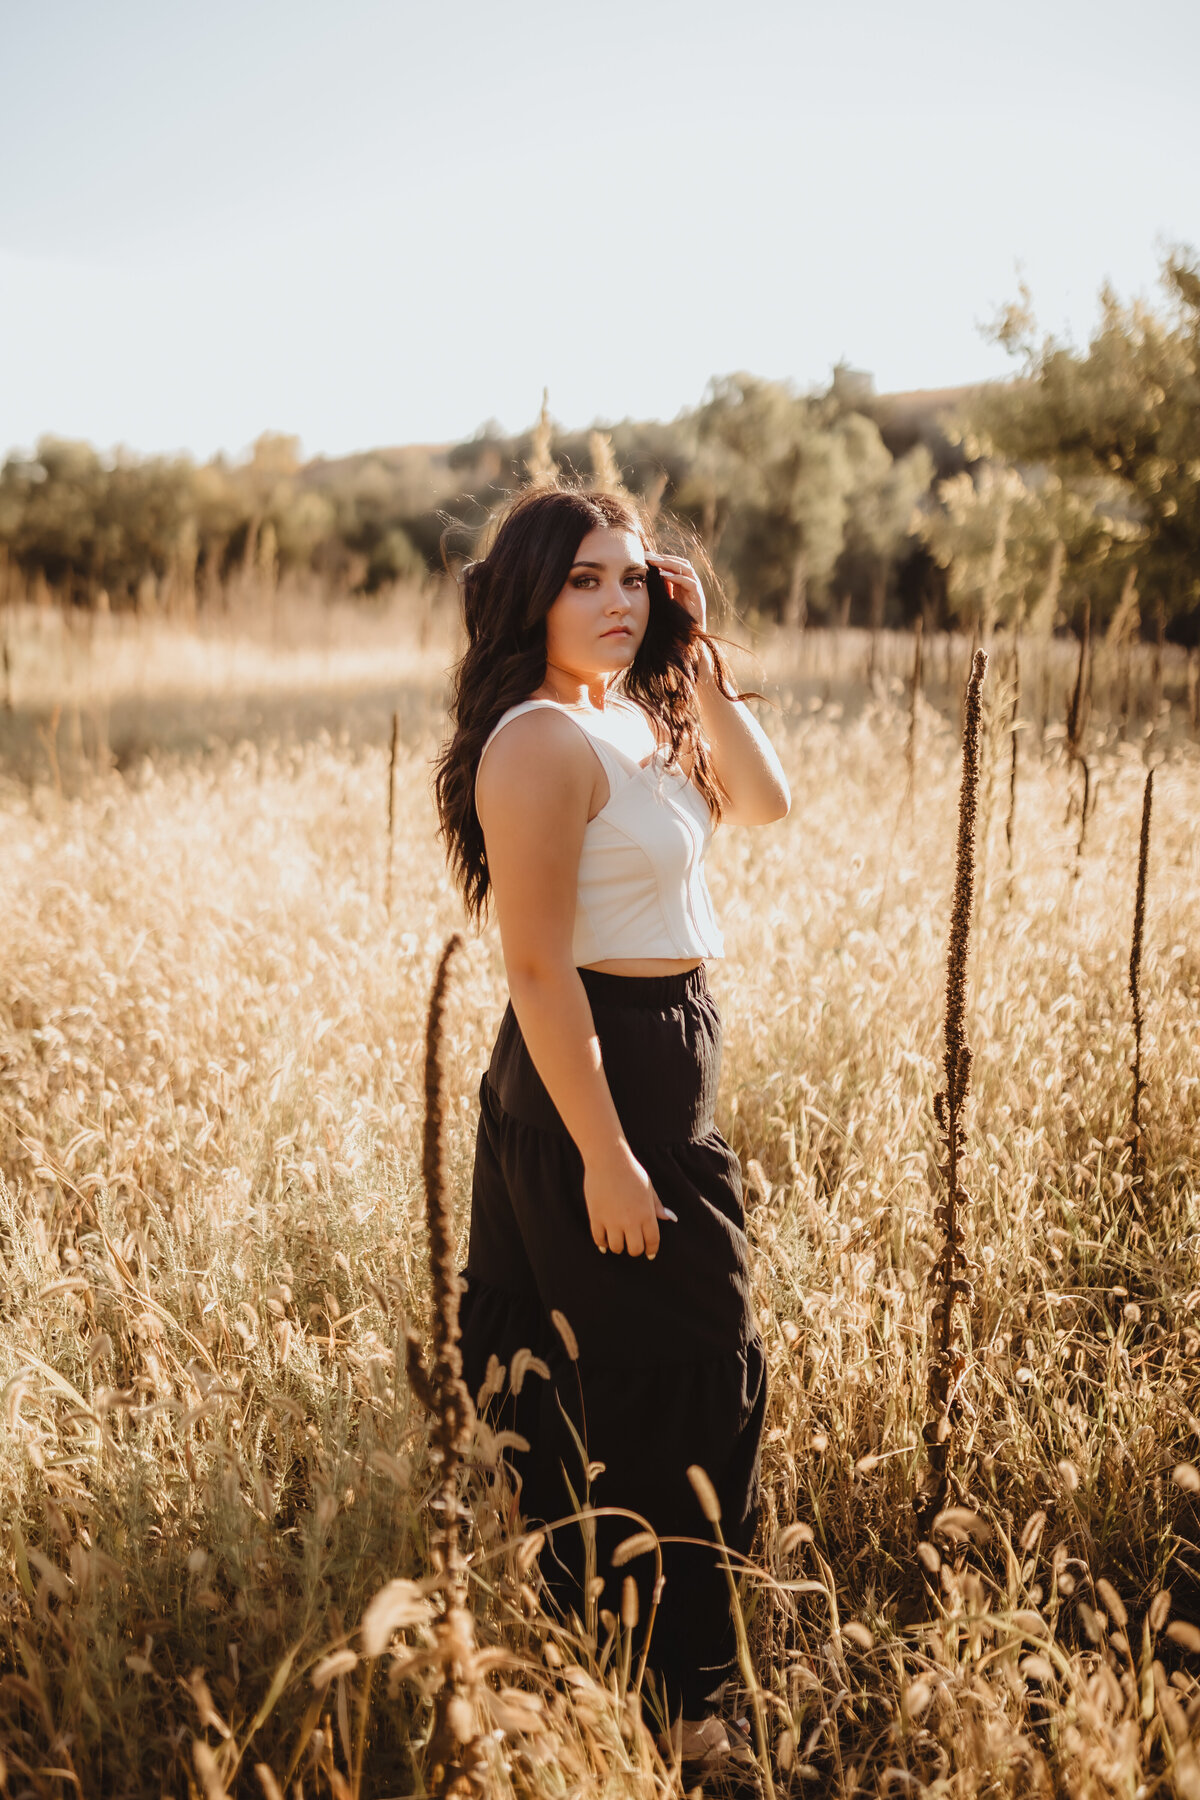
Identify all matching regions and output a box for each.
[477,699,556,766]
[475,700,630,800]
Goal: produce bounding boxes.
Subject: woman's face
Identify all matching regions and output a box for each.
[543,524,650,682]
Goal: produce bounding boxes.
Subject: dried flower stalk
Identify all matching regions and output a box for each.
[1129,771,1154,1177]
[904,614,924,801]
[920,648,987,1528]
[385,710,400,922]
[1005,628,1020,891]
[403,933,484,1796]
[1067,603,1092,862]
[1066,601,1091,760]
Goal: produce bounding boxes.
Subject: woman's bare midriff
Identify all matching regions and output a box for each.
[580,958,704,977]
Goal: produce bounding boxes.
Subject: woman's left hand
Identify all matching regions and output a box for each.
[650,553,714,684]
[648,553,707,636]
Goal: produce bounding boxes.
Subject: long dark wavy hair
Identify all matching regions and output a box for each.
[434,483,743,926]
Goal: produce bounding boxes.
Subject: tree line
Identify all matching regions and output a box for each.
[1,249,1196,640]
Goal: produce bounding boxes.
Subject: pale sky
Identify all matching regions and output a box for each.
[2,0,1196,463]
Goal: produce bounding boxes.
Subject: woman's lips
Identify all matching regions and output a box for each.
[601,626,632,638]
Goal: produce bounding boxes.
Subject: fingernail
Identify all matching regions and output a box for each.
[598,1246,607,1254]
[664,1210,678,1222]
[648,1252,657,1262]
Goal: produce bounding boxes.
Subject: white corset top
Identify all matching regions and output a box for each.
[476,697,724,965]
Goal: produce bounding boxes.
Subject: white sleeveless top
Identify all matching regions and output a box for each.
[476,697,724,965]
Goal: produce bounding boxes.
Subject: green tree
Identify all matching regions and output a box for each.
[0,438,199,607]
[967,248,1200,630]
[915,461,1142,633]
[836,414,934,630]
[692,374,853,622]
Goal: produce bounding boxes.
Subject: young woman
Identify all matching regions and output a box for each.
[434,484,789,1770]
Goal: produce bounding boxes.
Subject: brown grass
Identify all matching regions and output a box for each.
[0,618,1198,1797]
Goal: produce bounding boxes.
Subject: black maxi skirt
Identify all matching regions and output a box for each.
[459,965,767,1719]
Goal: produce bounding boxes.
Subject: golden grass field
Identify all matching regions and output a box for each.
[0,602,1198,1799]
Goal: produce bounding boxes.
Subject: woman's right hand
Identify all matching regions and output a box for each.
[583,1143,678,1258]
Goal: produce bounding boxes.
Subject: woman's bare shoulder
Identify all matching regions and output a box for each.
[475,705,596,809]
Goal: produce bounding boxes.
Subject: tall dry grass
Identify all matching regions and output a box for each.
[0,625,1198,1796]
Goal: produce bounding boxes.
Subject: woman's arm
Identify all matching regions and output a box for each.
[695,652,791,826]
[649,552,791,827]
[475,710,674,1259]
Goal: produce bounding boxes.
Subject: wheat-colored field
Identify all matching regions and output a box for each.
[1,615,1198,1799]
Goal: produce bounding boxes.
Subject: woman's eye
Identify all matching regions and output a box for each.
[569,573,644,591]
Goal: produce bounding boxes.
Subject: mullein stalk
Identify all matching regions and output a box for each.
[1066,600,1091,759]
[904,615,924,803]
[960,625,979,736]
[1129,771,1154,1179]
[1067,602,1092,863]
[1005,627,1020,896]
[920,649,987,1529]
[404,934,484,1796]
[385,710,400,922]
